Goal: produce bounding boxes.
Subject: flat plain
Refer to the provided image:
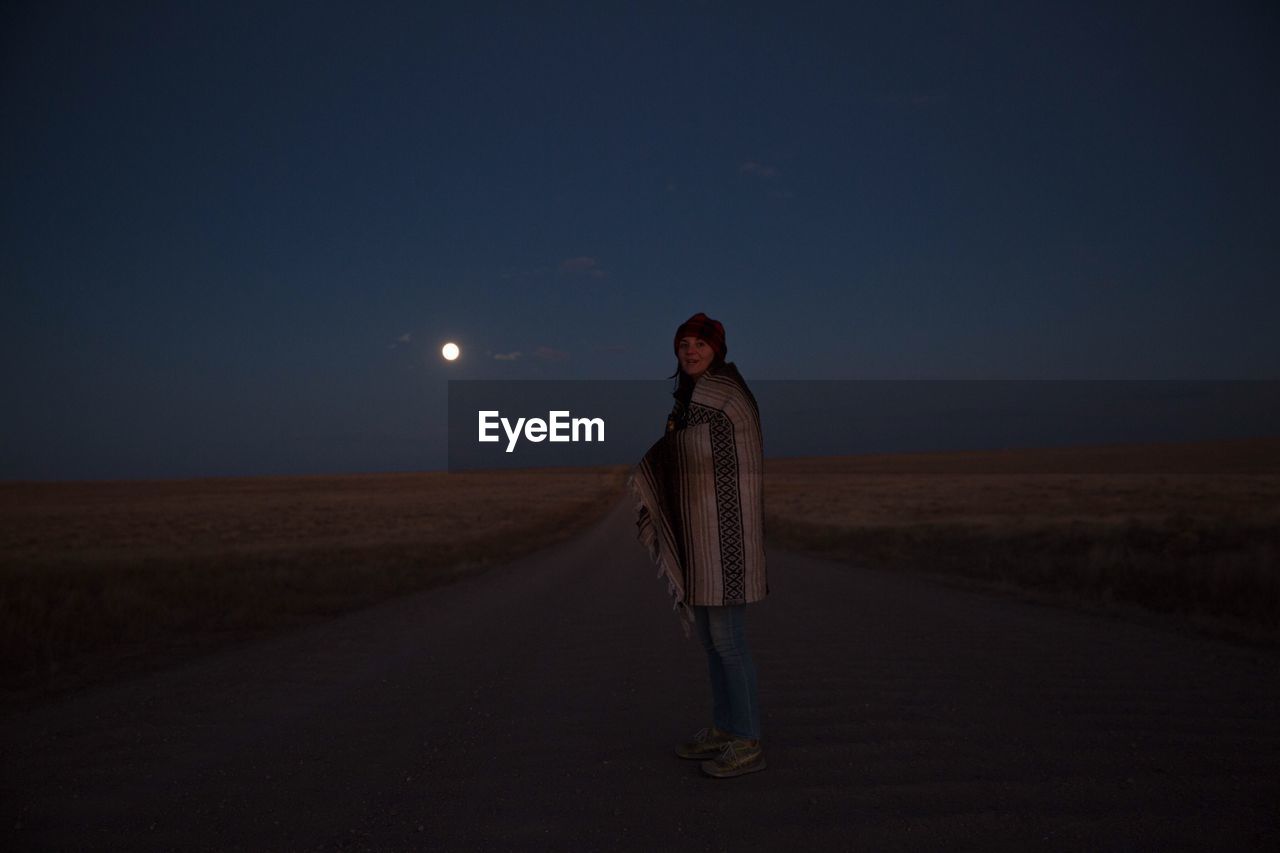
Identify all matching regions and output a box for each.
[3,437,1277,713]
[765,437,1280,644]
[2,483,1277,850]
[0,466,628,705]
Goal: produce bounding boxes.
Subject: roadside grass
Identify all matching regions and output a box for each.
[764,438,1280,645]
[6,437,1278,707]
[0,466,628,703]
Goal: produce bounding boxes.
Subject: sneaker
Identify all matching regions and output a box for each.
[675,726,735,760]
[700,738,767,778]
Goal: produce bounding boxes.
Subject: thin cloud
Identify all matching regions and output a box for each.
[533,345,570,362]
[740,161,779,179]
[386,332,413,349]
[559,256,607,278]
[493,351,523,361]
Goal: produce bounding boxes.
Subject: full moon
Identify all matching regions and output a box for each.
[441,342,460,361]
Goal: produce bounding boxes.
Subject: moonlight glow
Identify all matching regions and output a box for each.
[441,342,460,361]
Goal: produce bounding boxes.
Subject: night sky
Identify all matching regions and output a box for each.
[3,1,1277,480]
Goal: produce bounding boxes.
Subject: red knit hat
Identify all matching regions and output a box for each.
[673,312,727,358]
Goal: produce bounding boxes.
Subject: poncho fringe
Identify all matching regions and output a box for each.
[627,473,696,638]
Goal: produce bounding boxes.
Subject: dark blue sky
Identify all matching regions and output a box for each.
[3,1,1277,479]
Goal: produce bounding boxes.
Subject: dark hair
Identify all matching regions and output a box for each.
[667,351,727,403]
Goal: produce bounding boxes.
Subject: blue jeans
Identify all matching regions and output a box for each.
[692,604,761,741]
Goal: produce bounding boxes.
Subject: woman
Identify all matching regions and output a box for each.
[628,312,768,779]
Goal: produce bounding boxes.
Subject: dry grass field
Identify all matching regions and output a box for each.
[765,437,1280,644]
[0,466,628,702]
[5,438,1277,706]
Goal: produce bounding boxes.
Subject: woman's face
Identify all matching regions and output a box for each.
[678,335,714,378]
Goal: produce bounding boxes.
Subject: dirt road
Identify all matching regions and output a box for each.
[3,498,1277,851]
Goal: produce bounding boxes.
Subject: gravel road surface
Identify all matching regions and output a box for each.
[3,498,1277,851]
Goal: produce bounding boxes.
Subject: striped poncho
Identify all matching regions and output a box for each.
[627,362,768,634]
